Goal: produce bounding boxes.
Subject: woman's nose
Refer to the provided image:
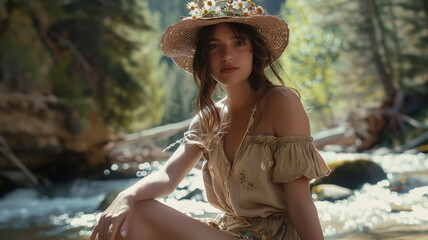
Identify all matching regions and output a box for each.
[221,46,233,62]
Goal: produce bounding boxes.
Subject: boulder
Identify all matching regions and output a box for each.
[313,159,387,189]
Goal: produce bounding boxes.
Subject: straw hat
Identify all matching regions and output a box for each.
[161,0,289,74]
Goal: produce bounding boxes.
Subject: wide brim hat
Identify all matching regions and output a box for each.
[161,1,289,74]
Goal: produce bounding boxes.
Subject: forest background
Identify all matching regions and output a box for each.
[0,0,427,181]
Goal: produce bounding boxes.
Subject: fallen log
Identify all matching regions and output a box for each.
[312,126,356,150]
[119,118,192,145]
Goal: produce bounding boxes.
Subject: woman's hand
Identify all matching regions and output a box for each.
[89,118,204,240]
[90,188,136,240]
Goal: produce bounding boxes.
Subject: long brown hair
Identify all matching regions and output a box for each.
[192,22,285,143]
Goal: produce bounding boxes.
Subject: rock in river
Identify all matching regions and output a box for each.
[313,159,387,190]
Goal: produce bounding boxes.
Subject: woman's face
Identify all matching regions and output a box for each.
[207,23,253,87]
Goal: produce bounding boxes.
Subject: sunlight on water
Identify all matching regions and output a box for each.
[317,180,428,237]
[0,153,427,239]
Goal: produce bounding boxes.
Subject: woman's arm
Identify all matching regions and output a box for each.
[268,87,324,240]
[283,177,323,240]
[91,118,204,240]
[126,142,203,201]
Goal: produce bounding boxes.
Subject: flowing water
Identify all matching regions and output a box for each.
[1,152,428,240]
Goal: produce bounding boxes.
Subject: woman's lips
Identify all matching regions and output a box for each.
[220,67,238,73]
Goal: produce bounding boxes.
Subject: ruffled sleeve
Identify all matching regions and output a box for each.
[272,136,331,183]
[163,120,210,152]
[181,128,210,151]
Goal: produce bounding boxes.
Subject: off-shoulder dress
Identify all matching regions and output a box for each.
[179,104,331,240]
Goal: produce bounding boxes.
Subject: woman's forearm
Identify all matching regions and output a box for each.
[124,169,176,202]
[125,143,203,202]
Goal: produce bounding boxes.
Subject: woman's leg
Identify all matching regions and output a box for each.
[114,199,236,240]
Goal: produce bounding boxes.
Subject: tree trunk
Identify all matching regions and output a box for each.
[361,0,396,101]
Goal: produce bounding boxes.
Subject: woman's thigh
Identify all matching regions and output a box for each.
[115,199,236,240]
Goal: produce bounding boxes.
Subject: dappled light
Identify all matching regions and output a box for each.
[1,0,427,239]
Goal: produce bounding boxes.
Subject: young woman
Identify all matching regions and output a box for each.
[91,1,330,240]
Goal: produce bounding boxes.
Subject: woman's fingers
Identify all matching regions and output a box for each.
[90,223,99,240]
[108,224,116,240]
[91,193,133,240]
[99,214,110,240]
[119,214,132,238]
[103,212,127,240]
[108,216,123,240]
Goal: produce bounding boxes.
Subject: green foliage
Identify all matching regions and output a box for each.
[280,0,344,130]
[281,0,428,131]
[161,64,197,124]
[0,0,165,132]
[147,0,188,30]
[333,0,428,97]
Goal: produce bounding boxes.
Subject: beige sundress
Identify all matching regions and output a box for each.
[181,105,331,239]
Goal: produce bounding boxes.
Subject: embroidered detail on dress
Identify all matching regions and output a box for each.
[232,223,287,240]
[260,161,275,170]
[240,171,257,191]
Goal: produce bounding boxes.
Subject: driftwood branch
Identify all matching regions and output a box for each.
[312,126,356,149]
[0,135,39,186]
[400,115,428,129]
[118,118,193,145]
[396,131,428,152]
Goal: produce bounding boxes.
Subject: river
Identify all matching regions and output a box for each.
[1,151,427,239]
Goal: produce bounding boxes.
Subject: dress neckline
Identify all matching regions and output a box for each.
[221,104,257,165]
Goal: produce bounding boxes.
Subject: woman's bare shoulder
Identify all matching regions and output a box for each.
[261,86,310,137]
[264,86,300,104]
[260,86,301,113]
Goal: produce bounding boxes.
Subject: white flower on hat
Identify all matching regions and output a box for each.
[184,0,263,19]
[233,0,244,9]
[187,1,198,12]
[204,0,215,8]
[202,6,210,14]
[242,8,249,17]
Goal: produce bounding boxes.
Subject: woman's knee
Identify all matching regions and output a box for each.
[133,199,160,218]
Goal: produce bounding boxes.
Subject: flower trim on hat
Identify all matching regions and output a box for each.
[186,0,264,20]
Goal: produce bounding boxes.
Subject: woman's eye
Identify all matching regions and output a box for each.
[208,43,218,50]
[236,40,246,46]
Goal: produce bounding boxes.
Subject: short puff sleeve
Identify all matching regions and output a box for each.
[163,117,210,153]
[181,128,210,152]
[272,136,331,183]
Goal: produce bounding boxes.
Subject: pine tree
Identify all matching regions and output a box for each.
[0,0,165,132]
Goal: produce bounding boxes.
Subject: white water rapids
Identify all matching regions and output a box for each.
[1,151,427,239]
